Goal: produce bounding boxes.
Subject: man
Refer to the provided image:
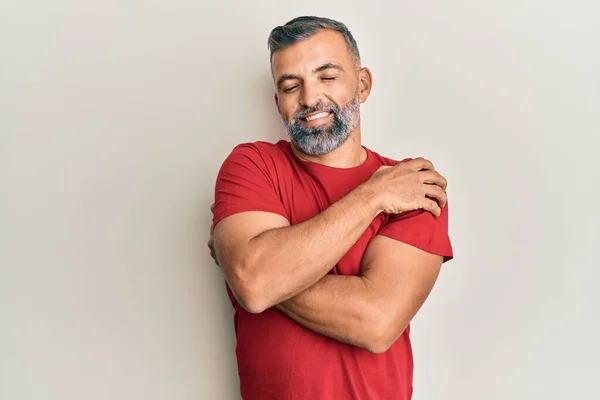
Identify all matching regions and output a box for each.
[208,16,453,400]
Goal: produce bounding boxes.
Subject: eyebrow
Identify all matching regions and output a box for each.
[315,62,344,73]
[276,62,344,87]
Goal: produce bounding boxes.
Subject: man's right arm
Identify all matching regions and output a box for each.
[213,185,380,314]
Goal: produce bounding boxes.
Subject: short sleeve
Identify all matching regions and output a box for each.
[377,203,454,263]
[212,143,289,227]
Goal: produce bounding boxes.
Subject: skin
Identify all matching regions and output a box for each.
[209,29,448,353]
[273,29,369,161]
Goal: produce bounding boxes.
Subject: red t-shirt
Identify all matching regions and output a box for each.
[212,140,453,400]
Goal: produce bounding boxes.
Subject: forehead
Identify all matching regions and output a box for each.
[271,29,354,77]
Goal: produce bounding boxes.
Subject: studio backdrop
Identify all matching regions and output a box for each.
[2,1,598,399]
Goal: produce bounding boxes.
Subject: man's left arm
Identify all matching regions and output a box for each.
[276,204,453,353]
[276,234,443,353]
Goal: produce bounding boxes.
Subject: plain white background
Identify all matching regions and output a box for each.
[2,1,599,399]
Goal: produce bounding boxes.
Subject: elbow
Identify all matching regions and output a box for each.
[364,327,393,355]
[236,289,269,314]
[227,263,271,314]
[363,310,407,355]
[366,339,395,355]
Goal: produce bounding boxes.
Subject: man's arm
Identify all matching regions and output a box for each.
[276,236,443,354]
[213,156,447,315]
[213,187,381,314]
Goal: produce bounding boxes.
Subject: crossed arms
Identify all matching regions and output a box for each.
[212,186,446,354]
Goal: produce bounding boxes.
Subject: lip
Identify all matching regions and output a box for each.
[298,111,333,127]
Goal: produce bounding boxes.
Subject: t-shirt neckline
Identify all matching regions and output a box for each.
[279,140,376,173]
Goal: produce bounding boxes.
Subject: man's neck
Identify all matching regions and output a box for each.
[290,129,367,169]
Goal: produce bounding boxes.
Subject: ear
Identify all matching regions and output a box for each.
[357,67,373,103]
[274,92,282,113]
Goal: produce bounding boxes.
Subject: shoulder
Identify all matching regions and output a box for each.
[365,146,414,167]
[231,140,284,153]
[213,141,291,226]
[217,140,293,185]
[223,140,290,165]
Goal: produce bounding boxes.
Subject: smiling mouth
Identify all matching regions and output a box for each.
[300,111,332,122]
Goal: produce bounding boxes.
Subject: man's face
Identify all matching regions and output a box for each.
[271,29,371,156]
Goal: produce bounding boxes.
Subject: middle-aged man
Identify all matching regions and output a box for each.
[208,16,454,400]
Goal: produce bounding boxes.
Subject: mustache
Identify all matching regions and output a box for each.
[293,103,338,120]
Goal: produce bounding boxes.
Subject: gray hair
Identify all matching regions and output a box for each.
[267,16,361,66]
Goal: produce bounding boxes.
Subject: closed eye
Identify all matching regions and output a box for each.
[321,77,336,81]
[283,85,299,93]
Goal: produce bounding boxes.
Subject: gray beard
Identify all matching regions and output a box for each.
[284,93,361,156]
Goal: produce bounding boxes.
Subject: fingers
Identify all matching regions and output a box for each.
[418,170,447,191]
[424,184,447,208]
[210,251,219,266]
[207,236,219,266]
[208,221,219,265]
[209,206,216,262]
[409,157,435,171]
[420,197,442,217]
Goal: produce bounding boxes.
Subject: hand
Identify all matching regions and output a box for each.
[364,157,448,217]
[207,203,219,266]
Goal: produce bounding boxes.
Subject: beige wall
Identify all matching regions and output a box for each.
[2,1,599,399]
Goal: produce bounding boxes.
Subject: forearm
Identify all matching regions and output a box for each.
[276,274,384,352]
[276,237,445,353]
[241,186,380,310]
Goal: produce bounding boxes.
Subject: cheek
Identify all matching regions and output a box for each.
[329,81,357,105]
[278,97,300,119]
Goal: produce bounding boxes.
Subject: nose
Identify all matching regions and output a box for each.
[299,83,322,108]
